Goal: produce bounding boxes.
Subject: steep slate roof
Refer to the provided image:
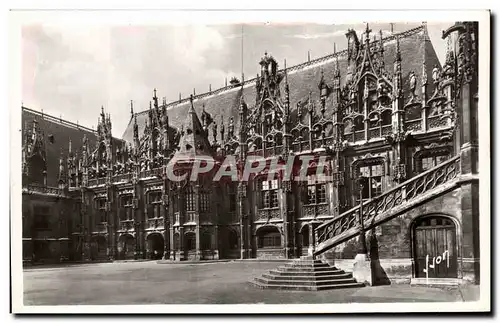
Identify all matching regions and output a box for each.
[167,98,216,168]
[22,107,124,187]
[122,24,440,145]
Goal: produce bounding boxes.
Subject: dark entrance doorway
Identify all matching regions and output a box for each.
[147,233,164,260]
[413,215,458,279]
[299,225,310,257]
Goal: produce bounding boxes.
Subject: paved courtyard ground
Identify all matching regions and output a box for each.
[23,261,479,305]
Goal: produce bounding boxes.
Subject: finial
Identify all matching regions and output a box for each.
[395,36,401,61]
[225,77,227,87]
[130,100,134,115]
[179,92,182,101]
[153,88,157,98]
[193,88,196,96]
[163,97,166,105]
[209,84,212,92]
[422,57,428,85]
[334,43,336,54]
[308,50,311,62]
[189,94,195,112]
[365,23,372,41]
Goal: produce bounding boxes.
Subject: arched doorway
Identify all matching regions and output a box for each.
[413,215,458,279]
[90,236,107,260]
[118,234,135,260]
[257,226,281,249]
[146,233,164,260]
[299,225,310,256]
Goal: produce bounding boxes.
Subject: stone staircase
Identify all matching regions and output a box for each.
[251,257,365,291]
[313,155,461,257]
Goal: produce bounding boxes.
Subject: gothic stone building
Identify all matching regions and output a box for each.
[21,22,480,284]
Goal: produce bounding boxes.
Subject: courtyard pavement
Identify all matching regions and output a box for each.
[23,261,479,305]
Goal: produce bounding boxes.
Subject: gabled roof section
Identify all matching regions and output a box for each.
[22,107,125,187]
[167,96,215,167]
[123,24,441,144]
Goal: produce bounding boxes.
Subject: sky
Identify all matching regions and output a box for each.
[22,21,454,138]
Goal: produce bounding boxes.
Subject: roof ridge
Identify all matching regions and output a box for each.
[23,106,96,134]
[23,106,126,143]
[135,24,425,116]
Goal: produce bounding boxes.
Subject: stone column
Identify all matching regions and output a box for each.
[282,180,293,259]
[307,222,315,257]
[194,184,201,260]
[352,182,372,286]
[238,182,249,259]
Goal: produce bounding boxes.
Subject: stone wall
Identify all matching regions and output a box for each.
[321,186,472,284]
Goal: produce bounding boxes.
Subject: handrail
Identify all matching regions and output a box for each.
[314,155,461,255]
[316,155,459,232]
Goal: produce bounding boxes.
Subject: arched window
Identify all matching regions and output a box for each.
[228,230,239,249]
[201,232,212,250]
[257,227,281,248]
[185,232,196,251]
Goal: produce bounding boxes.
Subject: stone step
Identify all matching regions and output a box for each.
[254,277,357,286]
[262,272,352,281]
[291,259,325,265]
[251,280,365,291]
[285,262,330,268]
[277,265,337,272]
[269,269,346,276]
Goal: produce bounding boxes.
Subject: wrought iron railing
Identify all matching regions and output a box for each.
[314,155,460,256]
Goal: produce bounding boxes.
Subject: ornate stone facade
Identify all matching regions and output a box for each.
[21,22,479,284]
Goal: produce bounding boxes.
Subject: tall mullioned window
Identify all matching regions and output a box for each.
[260,179,279,209]
[199,191,209,212]
[95,198,107,223]
[358,163,383,200]
[305,174,327,205]
[148,191,162,219]
[228,185,237,213]
[185,186,195,212]
[120,195,133,221]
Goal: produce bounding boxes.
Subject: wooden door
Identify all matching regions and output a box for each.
[414,216,458,278]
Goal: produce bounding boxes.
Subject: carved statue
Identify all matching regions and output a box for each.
[432,65,440,84]
[409,71,417,97]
